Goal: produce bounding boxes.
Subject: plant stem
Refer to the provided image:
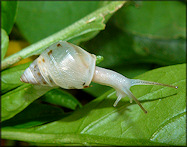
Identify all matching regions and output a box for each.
[1,1,126,70]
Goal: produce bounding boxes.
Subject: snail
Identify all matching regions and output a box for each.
[20,41,178,113]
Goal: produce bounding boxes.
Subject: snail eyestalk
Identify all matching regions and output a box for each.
[130,79,178,89]
[92,66,178,114]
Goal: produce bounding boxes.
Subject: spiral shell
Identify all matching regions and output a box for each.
[21,41,96,89]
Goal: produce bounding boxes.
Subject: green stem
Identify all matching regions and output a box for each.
[2,130,164,146]
[1,1,125,70]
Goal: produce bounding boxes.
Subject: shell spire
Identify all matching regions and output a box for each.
[20,60,55,86]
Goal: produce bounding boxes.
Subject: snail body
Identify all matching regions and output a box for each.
[21,41,178,113]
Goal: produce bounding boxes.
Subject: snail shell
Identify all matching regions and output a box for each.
[21,41,96,89]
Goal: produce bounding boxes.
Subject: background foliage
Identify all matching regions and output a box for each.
[1,1,186,146]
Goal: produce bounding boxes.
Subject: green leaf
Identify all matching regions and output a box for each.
[1,1,17,34]
[16,1,104,43]
[150,112,186,145]
[41,88,82,110]
[82,1,185,67]
[96,55,104,65]
[114,1,186,39]
[2,64,185,145]
[1,28,9,60]
[83,21,185,67]
[1,102,65,129]
[1,84,54,122]
[2,1,125,70]
[14,1,111,46]
[1,62,31,94]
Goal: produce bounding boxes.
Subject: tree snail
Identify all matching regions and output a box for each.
[20,41,178,113]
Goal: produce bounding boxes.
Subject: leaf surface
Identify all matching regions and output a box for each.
[1,62,30,94]
[1,102,65,129]
[83,15,185,67]
[1,84,53,122]
[2,64,185,146]
[1,1,17,34]
[1,28,9,60]
[41,88,82,110]
[16,1,104,43]
[114,1,185,39]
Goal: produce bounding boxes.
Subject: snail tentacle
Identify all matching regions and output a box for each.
[130,79,178,89]
[113,92,123,107]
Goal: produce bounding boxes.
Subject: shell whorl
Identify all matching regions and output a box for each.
[20,58,57,86]
[20,41,96,89]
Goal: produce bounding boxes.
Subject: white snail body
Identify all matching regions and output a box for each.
[21,41,178,113]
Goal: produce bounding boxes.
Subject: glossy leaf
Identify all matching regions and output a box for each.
[41,88,82,110]
[150,112,186,145]
[83,22,185,67]
[2,64,185,145]
[114,1,186,39]
[1,102,65,129]
[1,84,53,122]
[16,1,104,43]
[1,62,31,94]
[1,28,9,60]
[91,1,186,66]
[1,1,17,34]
